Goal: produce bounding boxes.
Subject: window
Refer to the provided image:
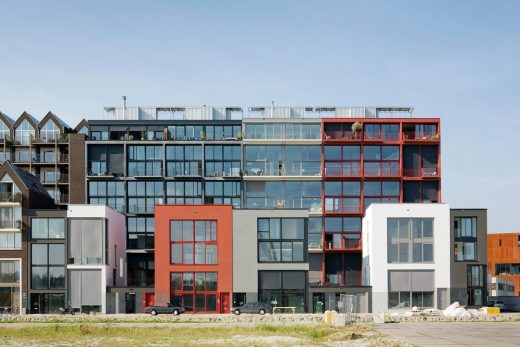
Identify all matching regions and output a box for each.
[454,217,476,238]
[324,181,361,213]
[31,218,65,239]
[204,181,240,208]
[244,145,320,176]
[364,123,399,141]
[88,181,125,212]
[245,181,321,211]
[205,145,240,177]
[308,217,322,249]
[0,121,11,140]
[258,271,306,312]
[0,206,22,249]
[167,125,204,141]
[205,125,241,140]
[166,181,202,204]
[31,244,65,289]
[258,218,305,263]
[170,221,217,264]
[15,119,35,145]
[324,217,361,250]
[387,218,434,263]
[127,146,163,176]
[363,146,399,177]
[324,146,360,177]
[388,291,433,309]
[166,145,202,176]
[127,253,154,287]
[128,181,163,213]
[128,217,154,249]
[364,181,400,208]
[39,121,60,142]
[495,263,520,275]
[0,260,20,311]
[170,272,218,312]
[454,217,478,261]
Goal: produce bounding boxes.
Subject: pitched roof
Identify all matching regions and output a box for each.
[40,111,71,130]
[0,111,15,125]
[2,161,51,196]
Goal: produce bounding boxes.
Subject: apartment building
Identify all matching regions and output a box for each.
[0,111,86,205]
[488,233,520,296]
[80,105,441,312]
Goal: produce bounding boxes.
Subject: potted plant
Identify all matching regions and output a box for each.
[237,130,243,140]
[200,129,206,140]
[351,121,362,139]
[163,127,169,140]
[140,130,145,141]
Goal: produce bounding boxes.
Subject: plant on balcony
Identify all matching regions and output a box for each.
[140,130,145,141]
[163,127,170,140]
[237,130,243,140]
[200,129,206,140]
[351,121,362,132]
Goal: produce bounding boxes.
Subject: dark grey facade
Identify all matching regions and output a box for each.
[450,208,487,306]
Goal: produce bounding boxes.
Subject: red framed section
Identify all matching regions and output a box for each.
[320,118,441,286]
[155,204,233,313]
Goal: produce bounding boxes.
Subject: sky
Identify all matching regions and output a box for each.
[0,0,519,233]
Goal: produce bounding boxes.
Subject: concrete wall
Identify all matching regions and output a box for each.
[232,209,309,302]
[363,203,451,312]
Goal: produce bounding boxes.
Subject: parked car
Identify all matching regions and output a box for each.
[487,300,505,309]
[233,302,272,315]
[143,303,185,316]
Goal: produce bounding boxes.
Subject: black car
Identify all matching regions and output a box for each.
[143,303,186,316]
[233,302,272,315]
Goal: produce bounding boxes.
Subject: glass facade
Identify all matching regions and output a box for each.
[244,145,320,176]
[170,220,217,265]
[258,271,306,312]
[31,244,65,289]
[245,181,321,210]
[257,218,306,263]
[170,272,218,312]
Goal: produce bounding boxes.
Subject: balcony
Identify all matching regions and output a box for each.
[0,192,22,203]
[0,219,22,229]
[324,198,361,214]
[127,168,163,177]
[403,167,439,178]
[403,131,439,142]
[324,130,362,141]
[36,174,69,184]
[324,162,360,177]
[324,237,361,251]
[363,163,400,177]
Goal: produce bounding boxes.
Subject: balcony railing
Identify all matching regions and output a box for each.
[403,167,439,177]
[324,238,361,250]
[0,219,22,229]
[324,130,362,141]
[403,131,439,141]
[363,164,400,177]
[324,162,360,177]
[128,204,155,214]
[127,168,163,177]
[0,192,22,203]
[36,174,69,184]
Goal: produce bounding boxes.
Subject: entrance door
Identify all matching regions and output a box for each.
[220,293,230,313]
[144,292,155,307]
[125,293,136,314]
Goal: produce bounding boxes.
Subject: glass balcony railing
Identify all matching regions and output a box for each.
[324,162,360,177]
[0,219,22,229]
[403,167,439,177]
[403,131,439,141]
[0,192,22,203]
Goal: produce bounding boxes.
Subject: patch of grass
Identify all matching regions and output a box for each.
[0,324,378,346]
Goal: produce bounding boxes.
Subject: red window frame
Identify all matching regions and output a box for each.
[170,220,218,265]
[170,272,218,313]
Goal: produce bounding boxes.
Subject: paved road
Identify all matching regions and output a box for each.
[373,322,520,347]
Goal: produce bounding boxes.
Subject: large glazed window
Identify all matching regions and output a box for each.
[128,217,154,250]
[363,145,400,177]
[204,181,240,208]
[324,181,361,213]
[128,181,163,213]
[257,218,306,263]
[245,181,321,211]
[0,206,22,249]
[166,145,202,177]
[258,271,306,312]
[170,272,218,312]
[31,244,65,289]
[244,145,321,176]
[364,181,400,209]
[166,181,202,204]
[31,218,65,239]
[0,259,21,312]
[324,217,361,250]
[15,120,35,145]
[388,270,434,309]
[324,146,360,177]
[127,146,163,176]
[205,145,240,177]
[88,181,125,212]
[454,217,478,261]
[387,218,434,263]
[170,220,217,265]
[67,219,104,265]
[40,121,60,142]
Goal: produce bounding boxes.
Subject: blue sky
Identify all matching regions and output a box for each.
[0,0,519,232]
